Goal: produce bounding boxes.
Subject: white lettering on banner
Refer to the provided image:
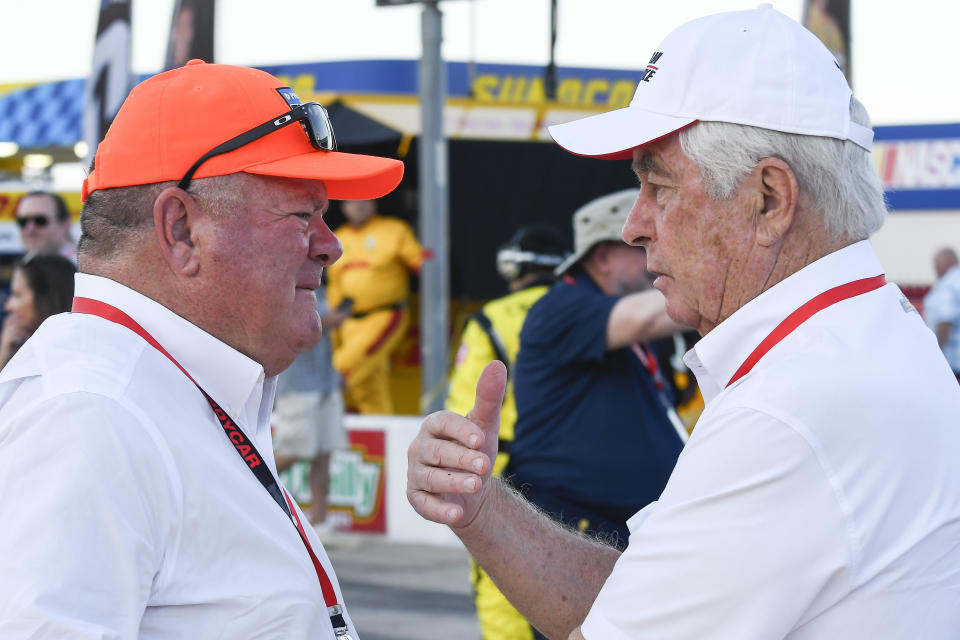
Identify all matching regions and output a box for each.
[875,139,960,189]
[329,450,382,518]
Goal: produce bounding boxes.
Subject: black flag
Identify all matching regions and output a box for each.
[165,0,216,70]
[82,0,132,170]
[803,0,852,85]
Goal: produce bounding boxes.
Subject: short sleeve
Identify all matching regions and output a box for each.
[581,407,851,640]
[0,392,179,638]
[521,283,617,365]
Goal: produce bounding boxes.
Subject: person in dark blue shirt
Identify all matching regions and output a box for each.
[507,189,688,554]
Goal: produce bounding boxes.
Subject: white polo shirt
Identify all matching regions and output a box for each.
[582,241,960,639]
[0,274,357,639]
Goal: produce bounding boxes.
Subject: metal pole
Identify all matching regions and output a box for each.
[545,0,558,100]
[418,0,449,414]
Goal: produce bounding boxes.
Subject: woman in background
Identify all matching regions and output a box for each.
[0,253,76,369]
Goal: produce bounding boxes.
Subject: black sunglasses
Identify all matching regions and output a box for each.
[16,215,51,228]
[178,102,337,191]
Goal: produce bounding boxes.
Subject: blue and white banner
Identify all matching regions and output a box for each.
[874,124,960,211]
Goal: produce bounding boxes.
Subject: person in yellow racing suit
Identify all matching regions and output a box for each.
[444,225,567,640]
[327,199,423,414]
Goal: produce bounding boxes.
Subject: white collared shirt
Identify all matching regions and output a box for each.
[0,274,356,639]
[582,241,960,639]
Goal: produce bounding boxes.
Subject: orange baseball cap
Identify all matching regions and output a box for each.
[81,60,404,201]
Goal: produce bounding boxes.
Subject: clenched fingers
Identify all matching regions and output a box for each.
[412,430,489,475]
[408,489,469,526]
[409,462,484,495]
[421,409,488,450]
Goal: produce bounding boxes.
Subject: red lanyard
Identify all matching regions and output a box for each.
[632,343,665,390]
[71,297,350,637]
[726,274,886,388]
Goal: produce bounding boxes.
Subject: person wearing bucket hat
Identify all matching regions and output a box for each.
[0,60,402,638]
[496,190,687,640]
[507,189,687,536]
[407,6,960,640]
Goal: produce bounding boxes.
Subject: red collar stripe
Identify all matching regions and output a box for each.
[726,274,886,388]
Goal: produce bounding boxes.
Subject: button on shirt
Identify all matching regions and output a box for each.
[581,241,960,639]
[922,264,960,372]
[0,274,356,639]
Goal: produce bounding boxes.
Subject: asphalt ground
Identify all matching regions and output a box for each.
[325,534,482,640]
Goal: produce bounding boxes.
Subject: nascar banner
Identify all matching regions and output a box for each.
[82,0,132,170]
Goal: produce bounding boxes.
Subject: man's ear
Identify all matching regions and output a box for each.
[153,186,202,276]
[752,157,799,248]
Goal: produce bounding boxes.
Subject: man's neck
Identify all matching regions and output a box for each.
[703,227,851,335]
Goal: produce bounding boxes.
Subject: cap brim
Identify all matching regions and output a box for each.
[548,106,698,160]
[554,248,588,277]
[244,150,404,200]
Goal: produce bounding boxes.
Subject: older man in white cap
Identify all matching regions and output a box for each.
[406,6,960,640]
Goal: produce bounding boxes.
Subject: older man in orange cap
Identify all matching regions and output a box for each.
[0,60,402,638]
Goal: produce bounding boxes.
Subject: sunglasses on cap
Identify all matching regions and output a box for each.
[16,215,52,228]
[178,101,337,191]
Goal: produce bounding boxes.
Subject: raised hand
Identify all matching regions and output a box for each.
[406,361,507,527]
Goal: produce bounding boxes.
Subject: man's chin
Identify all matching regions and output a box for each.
[658,285,702,332]
[264,329,322,377]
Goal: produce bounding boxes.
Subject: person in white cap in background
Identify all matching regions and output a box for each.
[922,246,960,380]
[406,6,960,640]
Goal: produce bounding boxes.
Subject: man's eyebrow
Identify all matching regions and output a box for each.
[307,197,328,213]
[632,152,674,180]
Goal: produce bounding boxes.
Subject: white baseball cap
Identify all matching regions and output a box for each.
[548,4,873,159]
[555,188,640,276]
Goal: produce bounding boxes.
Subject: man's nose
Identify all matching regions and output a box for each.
[310,223,343,266]
[622,191,653,247]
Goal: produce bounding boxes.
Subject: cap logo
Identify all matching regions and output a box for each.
[276,87,303,107]
[640,51,663,83]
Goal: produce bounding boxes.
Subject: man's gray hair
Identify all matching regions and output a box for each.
[78,174,247,264]
[678,97,887,242]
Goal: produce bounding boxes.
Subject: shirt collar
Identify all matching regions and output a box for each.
[569,267,604,293]
[684,240,885,403]
[74,274,269,422]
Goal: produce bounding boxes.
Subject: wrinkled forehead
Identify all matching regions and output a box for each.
[241,173,329,209]
[631,134,686,180]
[16,194,58,217]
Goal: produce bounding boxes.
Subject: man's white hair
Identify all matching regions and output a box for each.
[677,97,887,242]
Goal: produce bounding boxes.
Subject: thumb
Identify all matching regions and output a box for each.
[465,360,507,437]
